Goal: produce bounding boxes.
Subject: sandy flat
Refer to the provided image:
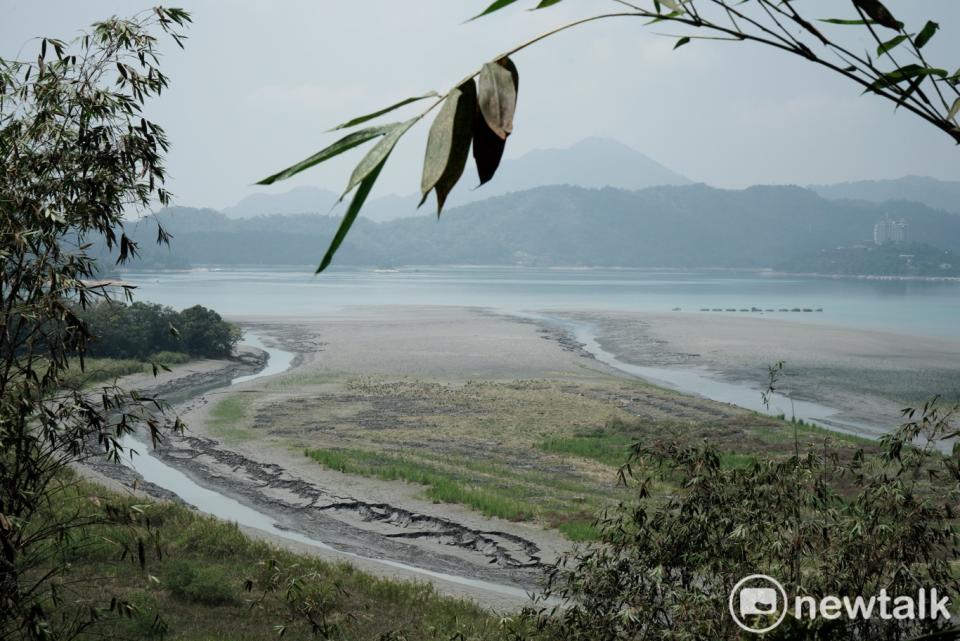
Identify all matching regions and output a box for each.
[88,305,960,611]
[232,306,614,381]
[553,310,960,427]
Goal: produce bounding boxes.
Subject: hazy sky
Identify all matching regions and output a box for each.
[5,1,960,210]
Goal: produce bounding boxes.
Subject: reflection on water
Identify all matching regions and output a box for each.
[122,267,960,340]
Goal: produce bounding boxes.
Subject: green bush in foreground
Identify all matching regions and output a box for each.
[164,560,238,606]
[528,400,960,641]
[29,475,505,641]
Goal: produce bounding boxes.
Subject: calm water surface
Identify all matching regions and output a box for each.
[122,266,960,339]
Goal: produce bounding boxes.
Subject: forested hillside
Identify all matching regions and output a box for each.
[118,184,960,270]
[810,176,960,215]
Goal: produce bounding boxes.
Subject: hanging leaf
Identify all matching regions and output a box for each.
[914,21,939,49]
[420,80,477,214]
[472,108,506,187]
[470,0,520,21]
[329,92,438,131]
[477,57,519,140]
[877,35,908,56]
[948,98,960,123]
[341,119,416,199]
[473,58,518,186]
[257,124,394,185]
[674,36,691,50]
[851,0,903,30]
[535,0,564,7]
[317,154,391,273]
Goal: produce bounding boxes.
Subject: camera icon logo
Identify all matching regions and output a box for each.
[729,575,788,633]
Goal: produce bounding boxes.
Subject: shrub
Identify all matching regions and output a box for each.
[164,560,237,606]
[530,401,960,640]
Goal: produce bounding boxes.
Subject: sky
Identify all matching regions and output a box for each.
[4,1,960,210]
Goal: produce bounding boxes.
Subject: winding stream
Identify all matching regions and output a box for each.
[531,313,885,441]
[119,332,538,603]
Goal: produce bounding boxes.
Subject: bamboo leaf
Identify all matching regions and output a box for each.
[478,57,519,140]
[317,155,390,273]
[865,64,947,92]
[852,0,903,30]
[473,108,506,187]
[535,0,564,7]
[473,58,518,186]
[341,119,416,199]
[674,36,691,50]
[948,98,960,123]
[256,124,393,185]
[420,80,477,215]
[470,0,520,21]
[877,35,908,56]
[819,19,877,26]
[329,92,438,131]
[914,21,939,49]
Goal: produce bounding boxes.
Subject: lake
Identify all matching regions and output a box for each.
[122,266,960,340]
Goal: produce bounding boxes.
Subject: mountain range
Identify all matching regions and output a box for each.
[223,137,960,226]
[223,138,691,222]
[809,175,960,215]
[123,183,960,272]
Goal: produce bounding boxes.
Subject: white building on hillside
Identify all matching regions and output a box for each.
[874,216,907,245]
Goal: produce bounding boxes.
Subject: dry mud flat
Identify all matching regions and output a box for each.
[88,324,565,608]
[551,310,960,429]
[88,305,949,610]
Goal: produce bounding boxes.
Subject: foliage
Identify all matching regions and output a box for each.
[778,241,960,277]
[523,400,960,640]
[76,300,239,361]
[304,447,536,521]
[163,560,238,606]
[0,7,190,639]
[40,478,505,640]
[259,0,960,273]
[60,353,190,390]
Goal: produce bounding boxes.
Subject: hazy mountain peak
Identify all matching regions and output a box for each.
[223,138,691,221]
[223,185,339,219]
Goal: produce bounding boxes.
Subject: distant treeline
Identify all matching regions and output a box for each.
[77,302,239,360]
[777,242,960,277]
[97,184,960,273]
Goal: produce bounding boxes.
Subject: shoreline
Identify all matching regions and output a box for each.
[80,306,960,610]
[86,320,568,610]
[541,309,960,434]
[114,264,960,283]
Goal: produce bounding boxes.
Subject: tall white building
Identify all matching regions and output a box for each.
[874,216,907,245]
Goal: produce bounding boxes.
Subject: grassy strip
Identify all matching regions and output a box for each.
[540,431,635,468]
[539,415,876,473]
[304,448,535,521]
[40,476,503,640]
[61,352,191,388]
[208,394,255,441]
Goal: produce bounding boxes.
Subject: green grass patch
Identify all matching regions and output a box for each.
[304,448,535,521]
[539,431,635,468]
[61,352,191,388]
[208,394,255,441]
[556,519,601,542]
[36,474,504,640]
